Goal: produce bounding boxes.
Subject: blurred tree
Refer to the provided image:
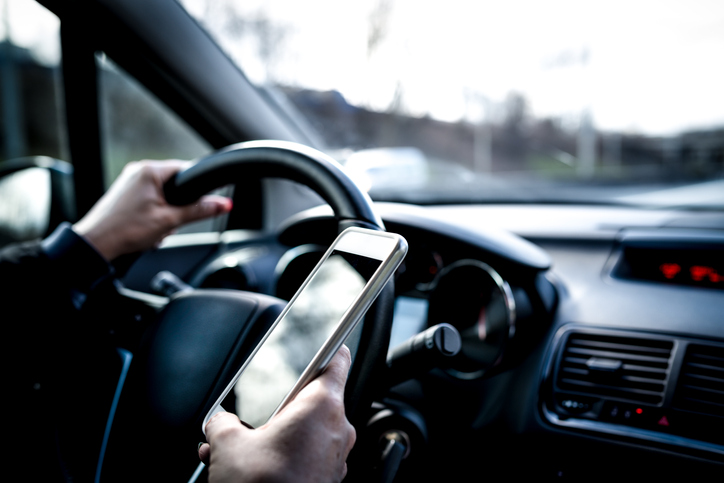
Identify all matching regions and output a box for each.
[496,92,530,168]
[367,0,393,59]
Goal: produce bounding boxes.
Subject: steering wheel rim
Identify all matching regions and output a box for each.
[164,140,384,232]
[100,141,395,482]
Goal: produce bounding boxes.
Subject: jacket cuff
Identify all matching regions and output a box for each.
[41,222,115,296]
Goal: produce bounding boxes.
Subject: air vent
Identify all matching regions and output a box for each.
[556,332,674,406]
[674,344,724,418]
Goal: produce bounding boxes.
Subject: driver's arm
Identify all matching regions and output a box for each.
[199,346,357,483]
[1,160,232,480]
[73,160,232,262]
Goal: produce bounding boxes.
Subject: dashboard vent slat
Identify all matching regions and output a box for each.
[570,339,672,356]
[674,344,724,418]
[566,347,669,366]
[556,333,673,406]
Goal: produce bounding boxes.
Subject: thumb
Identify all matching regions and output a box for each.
[205,411,250,443]
[198,442,211,466]
[314,345,352,397]
[200,411,251,465]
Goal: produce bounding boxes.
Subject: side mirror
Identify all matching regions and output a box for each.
[0,156,75,247]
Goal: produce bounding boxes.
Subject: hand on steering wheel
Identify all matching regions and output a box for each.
[73,160,232,261]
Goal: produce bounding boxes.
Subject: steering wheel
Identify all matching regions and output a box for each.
[98,141,395,482]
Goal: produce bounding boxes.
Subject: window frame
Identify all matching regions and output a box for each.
[43,0,317,228]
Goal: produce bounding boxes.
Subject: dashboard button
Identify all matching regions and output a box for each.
[556,395,597,415]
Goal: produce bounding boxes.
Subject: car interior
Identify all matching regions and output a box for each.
[2,0,723,481]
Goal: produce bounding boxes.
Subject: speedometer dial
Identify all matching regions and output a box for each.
[427,260,516,379]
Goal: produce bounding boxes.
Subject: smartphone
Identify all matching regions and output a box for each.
[202,227,407,432]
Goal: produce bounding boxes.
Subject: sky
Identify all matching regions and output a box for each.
[0,0,60,65]
[183,0,724,136]
[4,0,724,136]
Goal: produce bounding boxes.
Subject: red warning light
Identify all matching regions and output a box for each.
[690,265,712,281]
[659,263,681,279]
[635,408,643,415]
[690,266,723,283]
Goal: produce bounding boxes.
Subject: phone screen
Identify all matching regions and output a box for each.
[232,250,382,428]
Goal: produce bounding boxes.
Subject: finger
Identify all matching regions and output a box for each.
[198,443,210,466]
[327,344,352,377]
[173,195,233,224]
[205,411,249,443]
[315,345,352,396]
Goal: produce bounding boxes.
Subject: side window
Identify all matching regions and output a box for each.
[0,3,221,240]
[0,1,68,247]
[0,1,66,163]
[96,55,225,233]
[97,55,210,186]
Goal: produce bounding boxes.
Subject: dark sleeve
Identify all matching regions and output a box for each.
[1,222,114,309]
[41,222,116,309]
[1,221,115,366]
[2,223,117,482]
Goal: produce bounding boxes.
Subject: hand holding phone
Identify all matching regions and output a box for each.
[199,347,356,483]
[203,227,407,432]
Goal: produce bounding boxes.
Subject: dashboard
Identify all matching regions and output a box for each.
[124,201,724,480]
[405,203,724,479]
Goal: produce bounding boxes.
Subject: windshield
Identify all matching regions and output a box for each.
[181,0,724,209]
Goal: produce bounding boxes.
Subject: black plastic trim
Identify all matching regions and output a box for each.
[542,325,724,459]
